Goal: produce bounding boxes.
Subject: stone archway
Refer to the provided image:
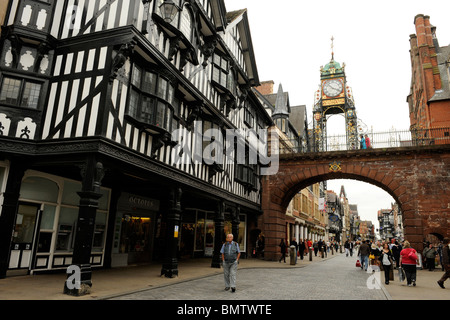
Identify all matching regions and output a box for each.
[260,145,450,261]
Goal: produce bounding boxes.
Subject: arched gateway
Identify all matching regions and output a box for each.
[260,144,450,260]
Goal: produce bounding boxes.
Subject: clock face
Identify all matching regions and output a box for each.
[323,79,344,97]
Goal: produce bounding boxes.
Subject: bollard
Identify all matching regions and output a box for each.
[321,248,324,259]
[331,246,334,255]
[290,246,296,265]
[309,247,313,261]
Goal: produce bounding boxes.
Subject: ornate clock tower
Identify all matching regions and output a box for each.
[312,38,358,152]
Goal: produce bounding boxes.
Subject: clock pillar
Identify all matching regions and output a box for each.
[312,45,358,152]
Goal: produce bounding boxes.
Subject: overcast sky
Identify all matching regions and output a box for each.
[225,0,450,230]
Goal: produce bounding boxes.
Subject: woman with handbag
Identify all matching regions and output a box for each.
[399,240,419,287]
[380,243,394,284]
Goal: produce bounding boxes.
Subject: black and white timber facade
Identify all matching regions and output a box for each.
[0,0,273,294]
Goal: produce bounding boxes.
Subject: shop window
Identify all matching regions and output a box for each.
[92,212,107,252]
[0,166,6,192]
[40,205,56,230]
[119,216,152,254]
[56,207,78,251]
[61,180,81,206]
[20,176,59,203]
[127,65,175,132]
[0,76,42,109]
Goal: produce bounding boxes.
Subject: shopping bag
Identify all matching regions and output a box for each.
[389,267,394,281]
[356,259,361,268]
[398,267,406,282]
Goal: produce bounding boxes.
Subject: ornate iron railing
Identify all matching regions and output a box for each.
[280,127,450,154]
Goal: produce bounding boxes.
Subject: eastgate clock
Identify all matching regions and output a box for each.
[323,79,344,97]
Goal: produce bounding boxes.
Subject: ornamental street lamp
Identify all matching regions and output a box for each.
[159,0,181,23]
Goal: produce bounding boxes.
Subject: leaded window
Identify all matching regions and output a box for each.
[127,65,175,132]
[0,76,42,109]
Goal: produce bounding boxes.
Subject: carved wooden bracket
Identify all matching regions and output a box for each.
[200,35,218,68]
[185,102,203,131]
[151,131,176,159]
[110,41,136,82]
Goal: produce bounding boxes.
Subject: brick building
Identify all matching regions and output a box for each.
[408,14,450,131]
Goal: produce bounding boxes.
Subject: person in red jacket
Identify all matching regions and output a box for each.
[399,240,418,287]
[365,134,372,149]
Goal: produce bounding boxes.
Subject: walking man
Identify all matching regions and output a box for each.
[358,240,370,271]
[437,238,450,289]
[221,234,241,292]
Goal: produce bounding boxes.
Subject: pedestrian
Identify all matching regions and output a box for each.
[437,241,444,271]
[298,239,306,260]
[423,243,437,271]
[365,134,372,149]
[307,239,313,253]
[437,238,450,289]
[290,237,298,264]
[318,239,324,258]
[279,238,287,263]
[256,233,265,258]
[380,243,394,285]
[349,240,354,257]
[220,233,241,292]
[313,240,319,256]
[358,240,370,271]
[344,240,350,257]
[399,240,418,287]
[360,135,367,149]
[391,240,402,269]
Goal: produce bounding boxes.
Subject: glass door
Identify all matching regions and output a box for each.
[9,203,41,270]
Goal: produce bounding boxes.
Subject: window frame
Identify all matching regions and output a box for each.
[0,75,43,110]
[126,64,176,133]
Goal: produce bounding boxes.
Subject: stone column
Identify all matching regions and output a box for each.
[64,158,104,296]
[211,201,225,268]
[161,187,182,278]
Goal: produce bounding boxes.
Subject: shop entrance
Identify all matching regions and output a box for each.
[119,214,156,264]
[8,203,41,273]
[179,210,215,258]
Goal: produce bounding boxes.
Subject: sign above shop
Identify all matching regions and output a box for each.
[118,193,160,212]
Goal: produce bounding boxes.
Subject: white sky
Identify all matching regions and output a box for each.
[225,0,450,230]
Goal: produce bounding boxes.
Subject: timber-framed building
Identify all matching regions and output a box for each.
[0,0,273,294]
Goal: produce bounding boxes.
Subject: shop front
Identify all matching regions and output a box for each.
[6,170,111,275]
[111,193,159,267]
[179,209,247,259]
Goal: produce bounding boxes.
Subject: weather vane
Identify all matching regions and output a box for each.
[331,36,335,61]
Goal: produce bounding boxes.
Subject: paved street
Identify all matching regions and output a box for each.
[109,254,389,300]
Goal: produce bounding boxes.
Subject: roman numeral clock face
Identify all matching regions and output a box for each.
[323,79,343,97]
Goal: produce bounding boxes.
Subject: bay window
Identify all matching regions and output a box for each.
[212,52,237,96]
[127,65,175,132]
